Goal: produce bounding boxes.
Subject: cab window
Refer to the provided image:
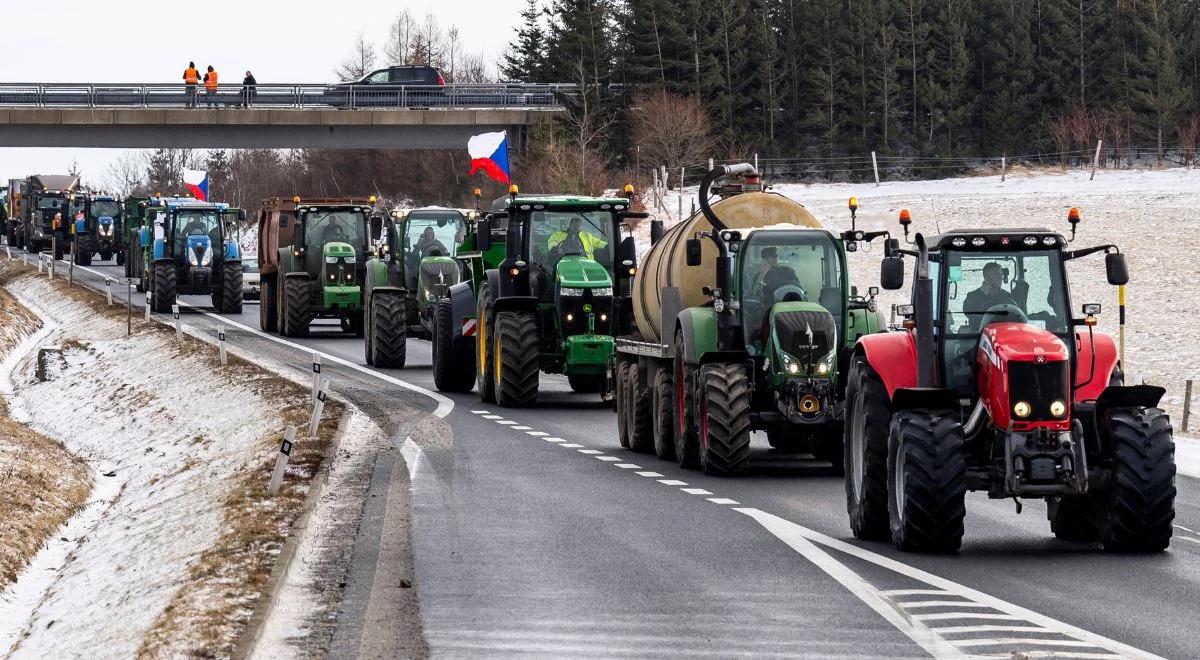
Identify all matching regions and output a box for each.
[739,232,843,350]
[528,210,613,273]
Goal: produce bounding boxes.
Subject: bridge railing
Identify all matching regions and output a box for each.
[0,82,576,110]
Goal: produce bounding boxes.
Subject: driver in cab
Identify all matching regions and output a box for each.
[415,226,448,257]
[320,219,350,245]
[547,217,607,261]
[964,262,1018,331]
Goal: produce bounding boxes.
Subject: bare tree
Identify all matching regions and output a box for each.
[104,152,146,195]
[335,33,378,81]
[445,25,462,82]
[629,90,715,174]
[383,10,416,65]
[1178,115,1200,168]
[418,11,444,67]
[455,52,493,84]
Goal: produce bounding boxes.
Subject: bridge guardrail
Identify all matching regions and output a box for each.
[0,82,575,110]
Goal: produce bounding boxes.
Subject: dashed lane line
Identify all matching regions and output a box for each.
[680,488,714,496]
[635,471,663,478]
[615,464,641,469]
[657,479,688,486]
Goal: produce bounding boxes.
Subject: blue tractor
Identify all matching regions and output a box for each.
[72,194,124,266]
[144,198,246,313]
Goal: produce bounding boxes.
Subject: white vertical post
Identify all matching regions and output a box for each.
[145,293,152,321]
[105,278,113,305]
[48,255,54,280]
[218,325,228,365]
[38,255,44,273]
[268,426,297,495]
[308,377,329,437]
[871,151,880,187]
[651,168,659,208]
[172,304,181,338]
[68,258,74,286]
[4,246,10,259]
[1001,156,1007,182]
[1090,139,1103,180]
[678,167,684,221]
[708,157,714,171]
[311,353,322,406]
[754,153,759,172]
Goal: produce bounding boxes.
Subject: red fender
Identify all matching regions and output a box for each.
[1074,329,1119,403]
[856,331,918,399]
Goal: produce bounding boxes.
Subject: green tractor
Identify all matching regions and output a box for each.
[258,196,381,338]
[363,207,470,368]
[613,165,888,475]
[431,186,642,406]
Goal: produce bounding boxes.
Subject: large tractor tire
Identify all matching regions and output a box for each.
[887,410,967,553]
[260,275,278,332]
[432,299,475,392]
[493,311,539,407]
[672,331,699,469]
[114,250,123,266]
[844,358,891,541]
[628,364,655,453]
[697,362,752,476]
[214,261,244,314]
[568,373,604,393]
[616,361,633,449]
[1049,496,1100,543]
[282,276,312,338]
[151,262,177,313]
[53,237,65,261]
[74,238,93,266]
[367,293,407,368]
[1097,407,1175,552]
[652,369,675,461]
[476,284,496,403]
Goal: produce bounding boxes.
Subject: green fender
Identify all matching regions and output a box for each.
[677,306,719,364]
[847,307,885,345]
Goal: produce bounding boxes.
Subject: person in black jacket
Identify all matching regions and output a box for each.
[241,71,257,107]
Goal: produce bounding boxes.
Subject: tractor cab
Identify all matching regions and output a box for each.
[397,207,467,302]
[291,201,373,311]
[146,198,246,313]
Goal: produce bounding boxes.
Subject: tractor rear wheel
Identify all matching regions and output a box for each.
[845,358,891,541]
[1049,496,1099,542]
[616,361,633,449]
[568,374,604,393]
[1097,407,1175,552]
[214,261,243,314]
[368,293,407,368]
[629,363,655,453]
[151,262,176,313]
[697,363,752,476]
[652,368,675,461]
[887,410,967,553]
[282,276,311,338]
[260,275,278,332]
[432,299,474,392]
[476,284,496,403]
[493,311,539,407]
[672,331,699,469]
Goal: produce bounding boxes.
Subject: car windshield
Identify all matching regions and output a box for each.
[940,248,1070,395]
[175,210,221,240]
[242,258,259,273]
[37,195,65,210]
[739,231,844,350]
[528,210,613,273]
[90,200,120,218]
[304,210,365,249]
[405,211,464,258]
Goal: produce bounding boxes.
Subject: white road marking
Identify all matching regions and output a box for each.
[933,625,1056,635]
[881,589,948,597]
[495,420,517,425]
[615,464,641,469]
[657,479,688,486]
[511,425,532,430]
[596,456,620,462]
[735,508,1162,660]
[470,410,490,414]
[680,488,713,496]
[1173,524,1199,535]
[898,601,993,609]
[577,449,602,455]
[526,431,548,437]
[706,498,739,505]
[1176,536,1200,545]
[560,443,583,448]
[952,639,1100,649]
[1000,653,1123,659]
[483,415,503,420]
[635,471,663,478]
[543,437,565,442]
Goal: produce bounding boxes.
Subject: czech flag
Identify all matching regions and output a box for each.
[467,131,510,184]
[183,169,209,201]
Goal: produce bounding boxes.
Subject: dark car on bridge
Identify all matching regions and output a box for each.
[325,65,445,108]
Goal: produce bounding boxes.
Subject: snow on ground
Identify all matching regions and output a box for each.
[0,270,331,658]
[645,166,1200,472]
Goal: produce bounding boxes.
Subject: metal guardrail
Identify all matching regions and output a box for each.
[0,82,575,110]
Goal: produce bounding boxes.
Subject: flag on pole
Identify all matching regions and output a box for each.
[467,131,510,184]
[183,169,209,201]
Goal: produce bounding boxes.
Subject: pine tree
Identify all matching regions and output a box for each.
[1130,0,1191,161]
[501,0,549,82]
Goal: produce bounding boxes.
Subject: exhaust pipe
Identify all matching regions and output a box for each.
[698,163,757,233]
[963,399,987,438]
[913,234,937,388]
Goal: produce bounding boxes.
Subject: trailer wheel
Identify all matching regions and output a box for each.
[214,261,243,314]
[672,331,699,469]
[1049,496,1099,542]
[1097,407,1175,552]
[260,275,278,332]
[476,283,496,403]
[652,369,675,460]
[616,360,632,449]
[282,276,311,338]
[629,364,655,453]
[887,410,967,553]
[151,262,176,313]
[697,362,752,476]
[368,293,407,368]
[845,358,891,540]
[493,311,539,407]
[432,299,474,392]
[567,374,604,393]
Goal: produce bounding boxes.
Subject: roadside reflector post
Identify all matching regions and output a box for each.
[1183,380,1193,433]
[871,151,880,187]
[308,377,329,437]
[126,278,133,337]
[268,426,297,495]
[311,353,322,406]
[48,254,55,280]
[68,255,74,286]
[1001,155,1007,182]
[38,254,44,273]
[4,245,10,259]
[172,304,181,339]
[218,326,227,365]
[104,277,113,305]
[1090,139,1103,180]
[145,292,152,322]
[678,167,684,221]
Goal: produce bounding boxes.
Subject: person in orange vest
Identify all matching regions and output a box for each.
[183,61,201,107]
[203,65,219,108]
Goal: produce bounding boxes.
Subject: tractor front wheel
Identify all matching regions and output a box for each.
[476,284,496,404]
[887,410,967,553]
[616,360,632,449]
[697,362,752,476]
[672,331,699,469]
[1049,496,1099,543]
[214,261,243,314]
[282,276,311,338]
[1097,407,1176,552]
[652,368,675,461]
[493,311,539,407]
[260,275,278,332]
[368,294,407,368]
[151,262,176,313]
[432,299,475,392]
[845,358,891,541]
[74,238,93,266]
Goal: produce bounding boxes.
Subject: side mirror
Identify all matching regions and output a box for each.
[1105,252,1128,285]
[618,236,636,268]
[649,219,664,245]
[685,238,702,267]
[369,216,383,242]
[881,256,905,290]
[237,209,247,222]
[884,238,899,256]
[476,219,492,251]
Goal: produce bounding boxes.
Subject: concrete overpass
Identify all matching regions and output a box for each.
[0,107,555,149]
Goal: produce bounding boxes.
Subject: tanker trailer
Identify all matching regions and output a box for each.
[612,165,888,476]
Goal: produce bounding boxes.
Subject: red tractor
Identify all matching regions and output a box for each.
[844,208,1175,553]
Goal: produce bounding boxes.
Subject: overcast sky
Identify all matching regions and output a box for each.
[0,0,524,188]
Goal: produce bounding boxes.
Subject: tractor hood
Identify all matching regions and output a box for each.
[186,234,213,267]
[771,301,837,376]
[978,322,1069,368]
[98,216,115,237]
[978,322,1071,431]
[555,256,612,289]
[323,241,356,261]
[418,255,461,302]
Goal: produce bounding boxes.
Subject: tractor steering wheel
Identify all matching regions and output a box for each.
[973,303,1028,330]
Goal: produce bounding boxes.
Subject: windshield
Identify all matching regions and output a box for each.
[940,248,1070,395]
[174,210,221,240]
[528,210,614,273]
[405,211,464,258]
[242,257,259,273]
[304,210,366,250]
[739,231,844,350]
[90,200,120,218]
[37,195,65,210]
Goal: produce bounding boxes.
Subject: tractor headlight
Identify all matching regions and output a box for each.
[787,362,800,375]
[325,256,338,264]
[713,298,726,313]
[590,287,612,297]
[189,253,199,266]
[1049,400,1066,417]
[817,361,830,375]
[342,255,356,264]
[1013,401,1032,418]
[560,287,584,296]
[201,250,212,267]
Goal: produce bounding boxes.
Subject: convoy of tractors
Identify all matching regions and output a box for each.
[2,164,1177,554]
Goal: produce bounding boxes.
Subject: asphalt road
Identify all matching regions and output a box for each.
[17,248,1200,659]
